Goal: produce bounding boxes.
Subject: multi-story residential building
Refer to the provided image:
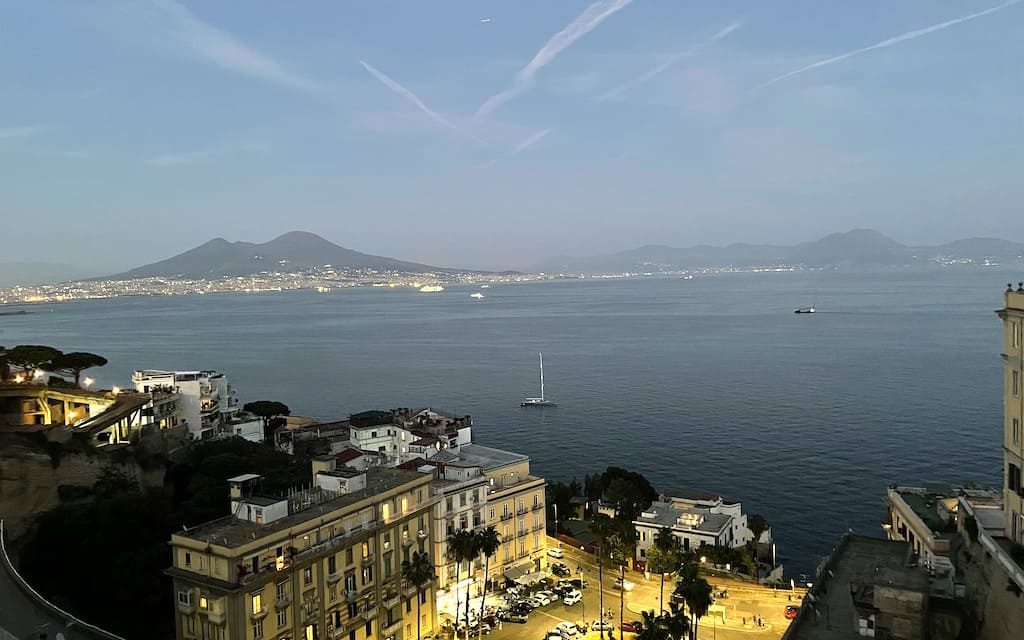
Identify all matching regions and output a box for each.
[132,369,261,441]
[883,485,962,573]
[430,444,546,582]
[997,286,1024,543]
[660,488,767,548]
[167,463,436,640]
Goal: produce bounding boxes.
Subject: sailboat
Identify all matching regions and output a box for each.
[521,353,556,407]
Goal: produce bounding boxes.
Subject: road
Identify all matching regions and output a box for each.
[483,542,799,640]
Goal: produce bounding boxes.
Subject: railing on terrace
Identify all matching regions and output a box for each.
[240,521,378,585]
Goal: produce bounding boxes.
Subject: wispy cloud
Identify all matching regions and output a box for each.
[755,0,1022,91]
[358,61,459,131]
[598,22,741,102]
[478,128,553,168]
[144,142,269,167]
[0,125,46,140]
[151,0,321,92]
[475,0,635,119]
[513,128,552,153]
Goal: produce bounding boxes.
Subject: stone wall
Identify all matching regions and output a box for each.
[954,534,1024,640]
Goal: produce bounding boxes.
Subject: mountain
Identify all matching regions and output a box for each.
[107,231,446,279]
[537,229,1024,273]
[0,262,93,287]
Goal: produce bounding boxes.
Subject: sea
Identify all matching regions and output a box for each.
[0,270,1012,576]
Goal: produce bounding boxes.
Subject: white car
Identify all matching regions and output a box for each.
[545,633,563,640]
[591,621,614,632]
[613,577,635,591]
[555,621,579,637]
[547,547,564,559]
[534,592,553,606]
[562,590,582,606]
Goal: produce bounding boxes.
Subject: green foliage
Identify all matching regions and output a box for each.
[584,466,657,523]
[46,375,75,388]
[7,344,62,374]
[546,478,582,533]
[243,400,291,441]
[0,345,9,381]
[747,514,768,543]
[19,437,308,640]
[45,351,108,385]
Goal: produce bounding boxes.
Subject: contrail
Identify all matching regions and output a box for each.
[476,0,635,119]
[359,60,458,131]
[599,22,740,102]
[755,0,1022,91]
[513,128,552,153]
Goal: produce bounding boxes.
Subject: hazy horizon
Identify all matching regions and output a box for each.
[3,0,1022,273]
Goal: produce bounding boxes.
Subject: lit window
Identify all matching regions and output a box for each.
[199,596,208,610]
[251,591,263,614]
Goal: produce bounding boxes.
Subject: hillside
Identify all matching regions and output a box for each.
[537,230,1024,273]
[106,231,445,279]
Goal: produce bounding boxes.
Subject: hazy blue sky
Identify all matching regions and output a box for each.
[2,0,1022,272]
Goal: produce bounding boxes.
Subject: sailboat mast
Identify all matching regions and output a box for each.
[539,352,545,401]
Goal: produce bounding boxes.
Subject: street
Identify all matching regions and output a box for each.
[483,542,799,640]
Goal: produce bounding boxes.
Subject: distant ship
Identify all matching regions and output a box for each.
[521,353,556,407]
[470,293,485,299]
[419,285,444,293]
[480,284,490,289]
[794,306,816,314]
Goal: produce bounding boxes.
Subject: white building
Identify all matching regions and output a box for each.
[661,488,770,548]
[131,369,261,441]
[634,500,736,557]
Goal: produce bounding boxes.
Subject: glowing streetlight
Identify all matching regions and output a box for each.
[83,377,95,388]
[13,374,25,383]
[33,369,45,379]
[111,386,121,395]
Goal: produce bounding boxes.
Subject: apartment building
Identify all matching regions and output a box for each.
[167,463,436,640]
[133,369,261,441]
[430,444,546,581]
[633,500,734,557]
[997,287,1024,543]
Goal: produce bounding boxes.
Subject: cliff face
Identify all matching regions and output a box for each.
[0,437,166,538]
[954,535,1024,640]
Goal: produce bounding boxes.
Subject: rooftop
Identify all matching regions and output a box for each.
[456,443,529,469]
[178,467,428,549]
[661,488,723,503]
[786,535,924,640]
[635,500,732,535]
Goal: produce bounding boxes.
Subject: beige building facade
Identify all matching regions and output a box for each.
[997,288,1024,543]
[167,467,437,640]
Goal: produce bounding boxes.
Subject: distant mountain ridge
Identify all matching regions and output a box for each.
[537,230,1024,273]
[106,231,447,279]
[0,262,93,287]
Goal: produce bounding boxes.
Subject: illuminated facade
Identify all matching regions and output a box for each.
[167,466,437,640]
[998,288,1024,543]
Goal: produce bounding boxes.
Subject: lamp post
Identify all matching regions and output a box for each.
[554,503,559,535]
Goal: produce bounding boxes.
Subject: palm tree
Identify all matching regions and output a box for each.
[686,579,713,640]
[661,601,690,640]
[606,532,630,640]
[475,527,501,640]
[401,551,436,640]
[637,610,669,640]
[589,514,617,634]
[650,527,680,615]
[446,530,473,638]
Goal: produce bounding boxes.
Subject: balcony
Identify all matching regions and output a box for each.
[382,591,401,608]
[500,513,513,522]
[204,609,226,625]
[517,507,528,516]
[402,535,414,547]
[383,619,402,634]
[532,503,544,511]
[275,593,292,608]
[417,529,428,540]
[361,553,375,566]
[533,523,544,532]
[177,600,195,615]
[517,529,528,538]
[327,570,342,584]
[250,606,269,621]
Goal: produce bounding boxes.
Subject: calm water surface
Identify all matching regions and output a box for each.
[0,271,1009,574]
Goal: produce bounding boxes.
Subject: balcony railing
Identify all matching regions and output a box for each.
[533,523,544,532]
[517,507,527,516]
[275,594,291,608]
[532,503,543,511]
[500,513,513,522]
[238,521,379,585]
[517,529,528,538]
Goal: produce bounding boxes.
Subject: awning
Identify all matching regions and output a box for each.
[516,571,548,586]
[502,560,534,582]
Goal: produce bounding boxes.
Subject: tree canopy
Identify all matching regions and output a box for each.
[6,344,62,376]
[585,466,658,523]
[243,400,291,441]
[44,351,108,385]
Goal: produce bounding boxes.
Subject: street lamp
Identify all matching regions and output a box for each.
[554,503,559,534]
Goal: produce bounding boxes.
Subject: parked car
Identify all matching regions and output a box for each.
[510,602,533,616]
[555,621,579,637]
[563,590,583,606]
[569,578,589,589]
[552,564,571,577]
[547,547,564,559]
[591,621,614,632]
[499,611,529,623]
[785,605,800,620]
[522,597,542,610]
[536,591,556,605]
[621,621,641,632]
[544,633,563,640]
[613,577,635,591]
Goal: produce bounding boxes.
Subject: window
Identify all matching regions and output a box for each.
[251,591,263,614]
[371,431,377,438]
[365,621,372,636]
[331,611,343,628]
[184,616,195,634]
[346,548,354,565]
[178,591,193,606]
[1009,463,1022,493]
[406,598,412,613]
[459,493,467,507]
[489,508,495,520]
[277,609,287,628]
[199,596,208,610]
[1014,370,1020,397]
[184,551,192,567]
[304,567,313,586]
[384,553,393,578]
[1015,418,1021,445]
[277,582,288,602]
[253,619,264,640]
[363,566,373,585]
[328,555,337,575]
[1015,322,1021,348]
[345,572,356,591]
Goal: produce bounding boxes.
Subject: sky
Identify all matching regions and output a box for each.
[1,0,1022,272]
